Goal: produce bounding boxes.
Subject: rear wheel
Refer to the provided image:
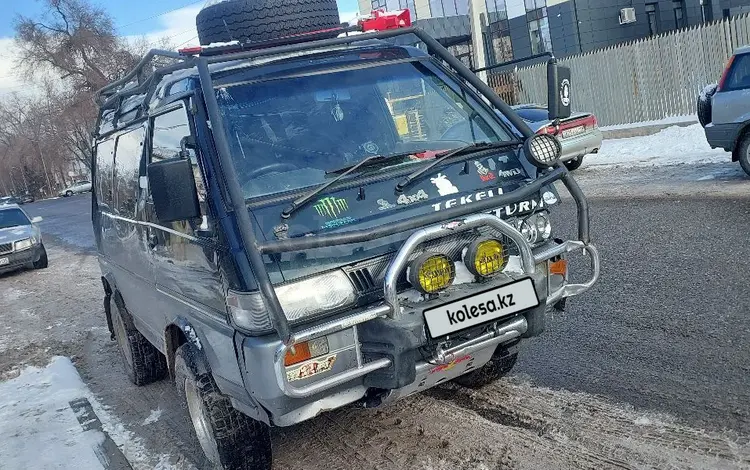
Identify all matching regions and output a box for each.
[110,296,167,386]
[453,348,518,389]
[697,84,717,128]
[737,132,750,177]
[174,344,272,470]
[196,0,341,46]
[563,156,584,171]
[65,190,73,197]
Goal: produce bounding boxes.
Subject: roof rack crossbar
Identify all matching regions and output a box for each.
[95,49,185,105]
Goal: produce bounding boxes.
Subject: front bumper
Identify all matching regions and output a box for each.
[238,215,600,424]
[0,245,42,273]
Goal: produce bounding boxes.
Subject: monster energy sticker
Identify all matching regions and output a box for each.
[313,197,349,218]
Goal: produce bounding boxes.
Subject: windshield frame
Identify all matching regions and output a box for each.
[212,54,522,203]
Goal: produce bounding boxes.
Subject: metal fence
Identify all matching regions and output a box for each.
[487,14,750,126]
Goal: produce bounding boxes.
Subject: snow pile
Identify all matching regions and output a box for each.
[0,357,105,469]
[585,124,728,168]
[599,115,697,132]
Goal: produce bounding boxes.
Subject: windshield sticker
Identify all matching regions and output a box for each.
[377,199,396,211]
[313,197,349,218]
[474,161,496,182]
[321,217,356,230]
[397,189,429,205]
[362,141,379,154]
[432,188,503,211]
[430,173,459,196]
[286,355,337,382]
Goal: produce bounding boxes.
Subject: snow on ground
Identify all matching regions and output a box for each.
[0,357,178,470]
[585,124,728,168]
[0,357,105,469]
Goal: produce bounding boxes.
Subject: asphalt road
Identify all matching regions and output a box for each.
[19,185,750,435]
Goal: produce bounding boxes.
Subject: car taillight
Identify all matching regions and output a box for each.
[537,114,598,135]
[718,55,736,91]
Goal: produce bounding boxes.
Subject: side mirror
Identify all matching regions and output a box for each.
[147,157,200,223]
[547,59,572,121]
[31,216,43,224]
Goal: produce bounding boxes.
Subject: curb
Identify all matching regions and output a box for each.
[601,120,698,140]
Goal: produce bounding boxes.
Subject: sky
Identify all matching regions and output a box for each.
[0,0,361,95]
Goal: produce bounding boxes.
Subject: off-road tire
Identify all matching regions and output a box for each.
[33,245,48,269]
[737,132,750,176]
[697,84,717,128]
[174,344,273,470]
[564,156,584,171]
[196,0,341,46]
[453,350,518,389]
[110,296,167,386]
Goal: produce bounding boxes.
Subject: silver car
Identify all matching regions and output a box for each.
[0,204,47,274]
[59,180,92,197]
[701,45,750,176]
[513,105,603,171]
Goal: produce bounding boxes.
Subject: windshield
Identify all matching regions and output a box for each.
[0,209,29,229]
[215,60,514,199]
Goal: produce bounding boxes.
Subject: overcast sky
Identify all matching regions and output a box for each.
[0,0,360,96]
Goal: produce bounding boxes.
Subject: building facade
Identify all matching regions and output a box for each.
[359,0,750,72]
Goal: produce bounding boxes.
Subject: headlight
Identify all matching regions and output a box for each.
[519,219,539,245]
[14,238,33,251]
[226,271,357,332]
[408,253,455,294]
[534,212,552,240]
[465,239,506,277]
[524,134,562,168]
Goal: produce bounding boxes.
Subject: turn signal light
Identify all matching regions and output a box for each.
[549,259,567,276]
[284,337,329,366]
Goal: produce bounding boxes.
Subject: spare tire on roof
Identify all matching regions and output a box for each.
[196,0,341,46]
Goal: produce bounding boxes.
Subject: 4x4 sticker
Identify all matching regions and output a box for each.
[313,197,348,218]
[377,199,396,211]
[286,355,337,382]
[474,161,496,182]
[430,173,459,196]
[397,189,428,205]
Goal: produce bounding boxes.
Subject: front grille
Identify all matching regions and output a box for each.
[348,268,376,293]
[0,243,12,254]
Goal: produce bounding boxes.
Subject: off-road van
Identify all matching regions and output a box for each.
[92,3,600,469]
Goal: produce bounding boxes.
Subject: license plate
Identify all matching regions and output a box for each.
[423,278,539,338]
[0,257,8,266]
[562,125,586,138]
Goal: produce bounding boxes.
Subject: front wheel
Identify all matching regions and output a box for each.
[175,344,272,470]
[65,190,73,197]
[564,156,584,171]
[33,245,48,269]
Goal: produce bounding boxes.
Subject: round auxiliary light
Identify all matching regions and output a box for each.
[524,134,562,168]
[534,212,552,240]
[408,253,455,294]
[465,239,506,277]
[519,219,539,245]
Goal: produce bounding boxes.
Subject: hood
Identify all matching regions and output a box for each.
[0,225,33,244]
[250,151,557,283]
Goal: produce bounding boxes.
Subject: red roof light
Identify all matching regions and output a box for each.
[360,9,412,32]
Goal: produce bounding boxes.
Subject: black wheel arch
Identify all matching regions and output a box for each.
[164,317,210,380]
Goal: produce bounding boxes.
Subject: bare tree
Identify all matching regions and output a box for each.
[14,0,139,92]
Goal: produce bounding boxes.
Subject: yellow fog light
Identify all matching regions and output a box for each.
[408,253,455,294]
[465,239,506,277]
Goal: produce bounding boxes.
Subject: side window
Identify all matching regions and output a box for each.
[725,54,750,91]
[150,106,207,209]
[95,138,116,206]
[114,125,146,218]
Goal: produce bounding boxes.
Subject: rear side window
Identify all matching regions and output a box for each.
[95,138,116,207]
[724,54,750,91]
[114,125,146,218]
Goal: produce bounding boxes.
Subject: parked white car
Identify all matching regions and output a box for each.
[59,180,92,197]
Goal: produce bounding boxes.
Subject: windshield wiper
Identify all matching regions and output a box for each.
[395,141,521,193]
[281,151,417,219]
